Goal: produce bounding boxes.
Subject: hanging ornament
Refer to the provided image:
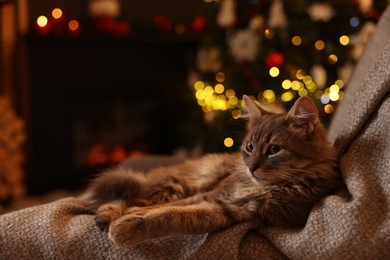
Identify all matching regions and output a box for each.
[228,29,260,62]
[307,3,335,22]
[217,0,236,28]
[310,64,327,89]
[268,0,287,28]
[265,51,285,69]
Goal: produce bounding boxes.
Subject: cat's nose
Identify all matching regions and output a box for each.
[249,163,260,173]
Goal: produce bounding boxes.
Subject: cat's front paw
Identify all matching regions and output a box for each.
[95,201,126,232]
[109,213,147,246]
[108,207,165,246]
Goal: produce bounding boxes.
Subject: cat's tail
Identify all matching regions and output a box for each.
[78,166,144,210]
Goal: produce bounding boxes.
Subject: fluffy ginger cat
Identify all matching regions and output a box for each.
[81,95,341,247]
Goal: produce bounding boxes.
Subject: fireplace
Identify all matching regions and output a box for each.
[25,35,200,194]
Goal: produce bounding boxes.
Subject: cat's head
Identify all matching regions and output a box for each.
[241,95,338,186]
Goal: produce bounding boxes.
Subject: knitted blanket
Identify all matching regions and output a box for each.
[1,6,389,260]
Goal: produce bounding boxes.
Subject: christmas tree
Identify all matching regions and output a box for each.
[190,0,388,151]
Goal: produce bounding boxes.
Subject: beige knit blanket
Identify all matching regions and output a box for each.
[1,6,389,260]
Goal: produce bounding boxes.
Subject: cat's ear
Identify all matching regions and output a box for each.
[286,96,318,134]
[243,95,264,121]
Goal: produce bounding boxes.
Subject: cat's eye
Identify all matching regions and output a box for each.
[268,144,283,155]
[246,142,254,153]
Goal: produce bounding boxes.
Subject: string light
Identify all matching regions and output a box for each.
[37,16,48,27]
[269,67,280,77]
[224,137,234,148]
[324,104,334,114]
[68,20,79,31]
[281,91,294,102]
[52,8,63,19]
[314,40,325,50]
[214,83,224,94]
[215,72,225,82]
[264,29,274,39]
[282,79,292,89]
[292,35,302,46]
[350,17,360,27]
[328,54,338,64]
[339,35,350,45]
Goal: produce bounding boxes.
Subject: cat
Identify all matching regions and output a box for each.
[80,95,341,247]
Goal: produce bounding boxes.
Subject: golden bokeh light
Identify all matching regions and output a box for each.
[37,16,48,27]
[194,81,205,90]
[314,40,325,50]
[68,20,79,31]
[264,28,274,39]
[225,89,235,98]
[324,104,334,114]
[214,83,224,94]
[269,67,280,77]
[215,72,225,82]
[282,79,292,89]
[52,8,63,19]
[328,54,338,64]
[339,35,350,45]
[224,137,234,148]
[231,109,241,119]
[292,35,302,46]
[281,91,294,102]
[263,89,275,102]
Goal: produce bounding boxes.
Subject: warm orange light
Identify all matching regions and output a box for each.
[68,20,79,31]
[37,16,48,27]
[52,8,63,19]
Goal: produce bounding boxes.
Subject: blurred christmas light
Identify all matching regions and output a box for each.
[329,91,339,101]
[281,91,294,102]
[339,35,350,45]
[37,16,48,27]
[225,89,235,98]
[328,54,338,64]
[335,79,344,88]
[296,69,305,79]
[298,88,308,96]
[52,8,63,19]
[194,81,205,90]
[214,83,225,93]
[292,35,302,46]
[315,90,323,99]
[291,81,302,90]
[264,28,274,39]
[216,72,225,82]
[314,40,325,50]
[324,104,334,114]
[228,96,238,106]
[321,94,330,104]
[224,137,234,148]
[330,84,340,93]
[263,89,275,102]
[282,79,292,89]
[68,20,79,31]
[269,67,280,77]
[350,17,360,27]
[231,109,241,119]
